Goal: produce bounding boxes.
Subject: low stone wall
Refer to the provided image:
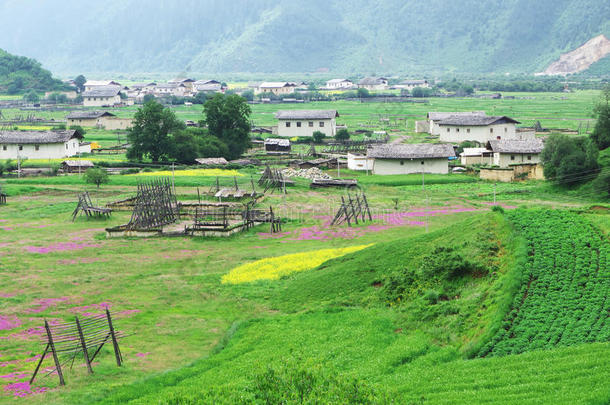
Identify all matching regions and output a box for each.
[481,164,545,182]
[415,120,430,133]
[480,168,515,182]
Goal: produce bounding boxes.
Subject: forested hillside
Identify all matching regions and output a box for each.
[0,49,67,93]
[0,0,608,75]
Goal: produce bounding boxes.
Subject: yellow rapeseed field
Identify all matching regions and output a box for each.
[222,244,373,284]
[132,169,243,177]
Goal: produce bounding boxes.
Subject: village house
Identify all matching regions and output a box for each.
[264,138,291,153]
[426,111,486,136]
[84,80,121,92]
[274,110,339,138]
[82,86,122,107]
[61,160,95,173]
[257,82,297,96]
[0,130,83,160]
[485,139,544,168]
[194,80,224,94]
[154,83,188,97]
[66,111,133,130]
[357,77,389,91]
[325,79,355,90]
[368,143,455,175]
[168,78,195,92]
[438,115,521,144]
[44,90,78,100]
[460,147,492,166]
[347,152,374,171]
[397,79,430,91]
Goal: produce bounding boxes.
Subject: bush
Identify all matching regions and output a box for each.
[313,131,326,144]
[491,205,505,213]
[335,128,350,141]
[83,168,109,188]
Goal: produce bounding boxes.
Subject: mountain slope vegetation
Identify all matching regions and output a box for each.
[0,48,67,93]
[0,0,609,74]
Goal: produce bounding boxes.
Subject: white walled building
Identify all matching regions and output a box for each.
[84,80,121,92]
[0,130,83,160]
[82,86,122,107]
[438,115,521,144]
[486,139,544,168]
[427,111,486,136]
[357,77,388,91]
[275,110,339,138]
[325,79,354,90]
[347,153,374,171]
[368,144,455,175]
[397,80,430,91]
[257,82,297,96]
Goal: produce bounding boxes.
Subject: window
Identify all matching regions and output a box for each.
[421,161,425,165]
[297,122,302,128]
[286,122,291,128]
[400,161,404,166]
[35,145,39,151]
[467,128,470,133]
[504,127,508,133]
[309,122,314,127]
[527,155,532,160]
[19,145,23,151]
[319,122,325,127]
[490,128,494,133]
[511,155,515,161]
[447,128,450,133]
[2,145,6,151]
[456,128,460,132]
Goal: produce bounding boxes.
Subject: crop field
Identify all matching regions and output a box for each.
[0,161,608,404]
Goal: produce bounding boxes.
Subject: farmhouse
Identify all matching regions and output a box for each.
[0,130,83,160]
[438,115,521,144]
[427,111,486,136]
[347,152,374,171]
[460,147,492,166]
[486,139,544,168]
[357,77,388,91]
[168,78,195,92]
[130,82,157,92]
[61,160,94,173]
[257,82,297,96]
[264,138,291,153]
[194,81,223,93]
[274,110,338,138]
[84,80,121,92]
[82,86,122,107]
[368,143,455,175]
[66,111,133,130]
[154,83,188,97]
[398,79,430,90]
[325,79,354,89]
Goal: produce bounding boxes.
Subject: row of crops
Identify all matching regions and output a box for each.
[480,209,609,356]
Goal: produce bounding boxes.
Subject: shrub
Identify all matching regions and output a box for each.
[83,168,109,188]
[313,131,326,144]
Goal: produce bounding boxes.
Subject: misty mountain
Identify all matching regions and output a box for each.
[0,0,609,75]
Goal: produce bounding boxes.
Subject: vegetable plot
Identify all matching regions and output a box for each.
[481,210,609,356]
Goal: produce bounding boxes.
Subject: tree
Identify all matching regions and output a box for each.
[84,168,109,189]
[69,125,87,136]
[591,86,610,151]
[335,128,350,141]
[203,94,251,160]
[23,90,39,103]
[74,75,86,93]
[240,90,254,102]
[541,135,599,185]
[127,100,185,162]
[142,94,155,104]
[357,88,370,98]
[193,92,207,104]
[169,128,229,164]
[313,131,326,144]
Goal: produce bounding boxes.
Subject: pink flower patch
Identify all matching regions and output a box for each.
[69,302,111,317]
[114,309,140,318]
[25,242,101,254]
[56,257,106,265]
[135,352,151,357]
[3,382,48,398]
[25,297,71,314]
[0,316,21,331]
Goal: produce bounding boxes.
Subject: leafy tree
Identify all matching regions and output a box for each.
[74,75,86,93]
[357,88,370,98]
[142,94,155,104]
[192,92,207,104]
[240,90,254,101]
[203,94,251,160]
[169,128,229,164]
[83,168,109,189]
[335,128,350,141]
[69,125,87,136]
[312,131,326,144]
[127,100,185,162]
[591,86,610,151]
[23,90,39,103]
[541,135,599,185]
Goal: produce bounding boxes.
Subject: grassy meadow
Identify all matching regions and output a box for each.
[0,91,609,404]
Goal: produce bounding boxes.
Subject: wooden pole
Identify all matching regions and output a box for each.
[45,320,65,386]
[29,344,49,384]
[75,316,93,374]
[106,309,122,367]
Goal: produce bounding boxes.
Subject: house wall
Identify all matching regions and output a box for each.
[372,158,449,175]
[327,81,353,89]
[276,118,336,137]
[461,155,485,166]
[480,168,515,182]
[44,91,78,99]
[0,140,80,160]
[257,86,295,95]
[103,118,133,130]
[83,95,121,107]
[439,123,518,143]
[493,152,541,168]
[415,120,430,133]
[358,83,388,91]
[68,118,99,127]
[347,153,374,171]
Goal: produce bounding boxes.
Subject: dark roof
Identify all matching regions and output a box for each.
[486,139,544,154]
[427,111,486,121]
[62,160,94,167]
[0,130,81,144]
[358,77,388,85]
[82,86,121,97]
[264,138,290,147]
[275,110,339,120]
[437,115,521,126]
[194,79,220,85]
[195,83,222,92]
[66,111,116,119]
[368,143,455,159]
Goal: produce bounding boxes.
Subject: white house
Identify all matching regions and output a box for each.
[0,130,83,160]
[84,80,121,92]
[168,78,195,92]
[82,86,122,107]
[274,110,339,138]
[438,115,521,144]
[460,147,492,166]
[325,79,354,90]
[257,82,297,96]
[347,152,374,171]
[427,111,486,136]
[486,139,544,168]
[368,143,455,175]
[154,83,188,97]
[357,77,388,91]
[397,80,430,91]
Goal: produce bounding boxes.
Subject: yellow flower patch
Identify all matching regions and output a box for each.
[222,244,373,284]
[131,169,243,177]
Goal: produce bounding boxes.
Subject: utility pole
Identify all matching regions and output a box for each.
[17,148,21,178]
[493,183,497,205]
[171,162,175,194]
